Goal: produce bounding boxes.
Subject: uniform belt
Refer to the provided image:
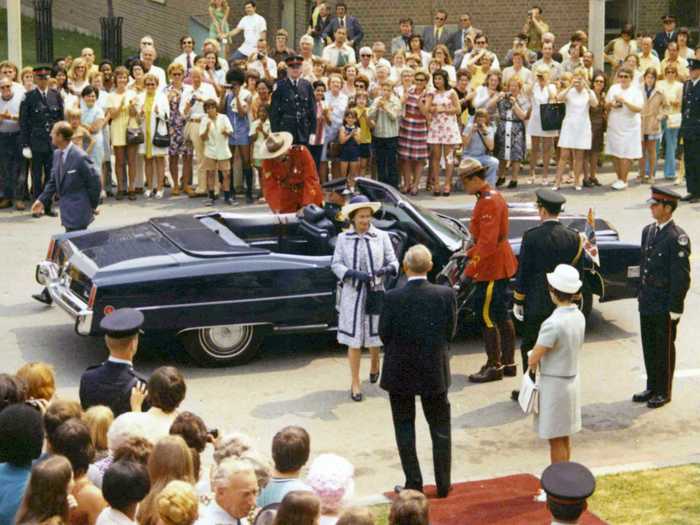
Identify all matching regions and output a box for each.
[643,275,668,288]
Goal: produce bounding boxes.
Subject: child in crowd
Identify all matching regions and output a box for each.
[66,107,96,156]
[353,92,373,178]
[257,426,311,507]
[80,86,106,196]
[338,109,361,188]
[199,98,235,206]
[250,104,271,196]
[308,81,331,179]
[208,0,230,42]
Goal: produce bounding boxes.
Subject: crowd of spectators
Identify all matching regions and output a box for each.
[0,364,435,525]
[1,4,699,212]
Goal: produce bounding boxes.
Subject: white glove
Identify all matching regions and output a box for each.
[670,312,681,321]
[513,304,524,322]
[22,147,32,159]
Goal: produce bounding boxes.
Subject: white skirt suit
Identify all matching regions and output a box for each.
[331,224,398,348]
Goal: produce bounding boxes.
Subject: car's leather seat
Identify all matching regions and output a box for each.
[299,204,336,255]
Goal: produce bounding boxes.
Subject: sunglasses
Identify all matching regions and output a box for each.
[415,77,427,82]
[171,72,183,77]
[360,54,372,57]
[183,40,193,45]
[142,41,154,46]
[435,16,445,21]
[145,83,157,87]
[618,74,630,78]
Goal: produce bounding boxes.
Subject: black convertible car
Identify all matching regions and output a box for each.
[35,178,641,366]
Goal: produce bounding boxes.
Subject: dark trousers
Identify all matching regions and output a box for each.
[389,391,451,494]
[520,314,549,373]
[640,313,678,398]
[684,136,700,196]
[0,132,22,200]
[31,148,53,210]
[374,136,399,188]
[308,144,324,173]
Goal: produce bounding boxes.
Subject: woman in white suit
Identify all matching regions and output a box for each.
[138,73,170,198]
[331,195,398,402]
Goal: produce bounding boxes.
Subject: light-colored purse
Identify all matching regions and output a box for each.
[667,113,682,129]
[518,371,539,414]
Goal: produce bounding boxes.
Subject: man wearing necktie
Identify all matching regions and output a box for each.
[653,15,677,59]
[448,13,479,55]
[635,187,690,409]
[270,55,316,145]
[195,459,259,524]
[19,64,64,218]
[422,9,450,52]
[321,2,364,52]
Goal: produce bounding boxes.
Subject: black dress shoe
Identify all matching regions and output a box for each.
[632,389,653,403]
[32,289,53,305]
[350,390,363,402]
[45,210,58,217]
[468,365,503,383]
[647,395,670,408]
[503,364,517,377]
[495,177,506,187]
[507,180,518,189]
[511,389,520,401]
[437,485,453,498]
[369,372,380,384]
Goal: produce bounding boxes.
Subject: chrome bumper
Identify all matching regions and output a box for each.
[35,261,93,335]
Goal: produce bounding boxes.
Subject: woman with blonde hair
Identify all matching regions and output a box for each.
[16,362,55,401]
[526,65,559,185]
[430,44,455,85]
[107,66,139,199]
[157,480,199,525]
[15,455,75,525]
[84,406,114,462]
[137,73,170,199]
[136,436,195,525]
[639,67,665,183]
[656,64,683,180]
[68,57,90,96]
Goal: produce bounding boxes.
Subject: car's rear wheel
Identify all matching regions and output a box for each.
[181,324,264,367]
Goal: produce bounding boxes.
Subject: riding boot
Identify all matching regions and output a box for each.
[468,328,504,383]
[243,167,254,203]
[498,319,517,376]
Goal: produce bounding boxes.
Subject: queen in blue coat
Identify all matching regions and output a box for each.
[331,195,398,401]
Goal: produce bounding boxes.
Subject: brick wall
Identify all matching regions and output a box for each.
[636,0,669,36]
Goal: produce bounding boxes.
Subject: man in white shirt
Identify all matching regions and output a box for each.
[196,459,259,525]
[638,36,661,74]
[322,27,356,67]
[533,42,563,81]
[180,68,219,196]
[173,36,197,79]
[372,41,392,69]
[0,77,24,209]
[460,33,500,71]
[246,38,278,82]
[141,48,167,88]
[227,1,267,61]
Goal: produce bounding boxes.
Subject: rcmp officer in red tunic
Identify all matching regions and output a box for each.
[634,186,690,409]
[459,159,518,383]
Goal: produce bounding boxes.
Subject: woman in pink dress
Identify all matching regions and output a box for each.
[426,69,461,195]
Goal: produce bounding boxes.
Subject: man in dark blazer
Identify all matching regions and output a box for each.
[79,308,150,417]
[680,58,700,202]
[270,55,316,145]
[379,244,457,498]
[321,2,364,51]
[31,121,101,305]
[653,15,677,60]
[422,9,452,53]
[19,65,64,217]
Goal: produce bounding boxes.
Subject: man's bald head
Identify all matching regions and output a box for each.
[403,244,433,275]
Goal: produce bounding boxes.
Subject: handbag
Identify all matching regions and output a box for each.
[518,371,539,414]
[126,125,144,145]
[152,116,171,148]
[667,113,682,129]
[540,102,566,131]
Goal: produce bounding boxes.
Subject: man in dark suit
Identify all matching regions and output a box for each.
[511,189,583,400]
[31,121,101,305]
[653,15,677,60]
[447,13,479,56]
[634,187,690,409]
[19,65,64,217]
[379,244,457,498]
[79,308,149,417]
[422,9,452,53]
[321,2,364,52]
[270,55,316,145]
[680,58,700,202]
[390,18,414,54]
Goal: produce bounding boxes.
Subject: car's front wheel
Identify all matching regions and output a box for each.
[181,324,264,367]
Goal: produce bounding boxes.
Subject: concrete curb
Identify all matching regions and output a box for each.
[350,455,700,507]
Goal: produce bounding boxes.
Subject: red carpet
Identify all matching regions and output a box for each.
[385,474,607,524]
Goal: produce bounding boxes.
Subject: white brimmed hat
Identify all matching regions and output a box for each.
[254,132,294,160]
[341,195,381,218]
[546,264,582,294]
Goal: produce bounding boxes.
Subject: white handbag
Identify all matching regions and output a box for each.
[667,113,682,129]
[518,371,539,415]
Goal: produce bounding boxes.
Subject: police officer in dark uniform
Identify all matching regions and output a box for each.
[19,65,64,217]
[680,58,700,202]
[322,177,352,231]
[269,55,316,145]
[511,189,583,400]
[634,186,690,409]
[653,15,677,59]
[79,308,149,417]
[541,461,596,524]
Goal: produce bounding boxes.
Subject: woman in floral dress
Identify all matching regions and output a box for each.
[426,69,461,195]
[165,63,193,196]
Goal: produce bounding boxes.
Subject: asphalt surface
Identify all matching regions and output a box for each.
[2,170,699,498]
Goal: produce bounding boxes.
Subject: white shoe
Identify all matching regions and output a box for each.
[551,185,560,191]
[611,180,628,190]
[100,190,107,199]
[575,186,582,191]
[144,189,153,198]
[155,190,164,199]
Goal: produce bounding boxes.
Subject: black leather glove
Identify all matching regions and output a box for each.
[345,269,371,283]
[375,265,396,277]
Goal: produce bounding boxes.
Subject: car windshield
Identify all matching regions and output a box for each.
[406,201,466,250]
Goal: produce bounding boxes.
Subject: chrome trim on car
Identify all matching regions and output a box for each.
[176,322,272,336]
[135,291,334,311]
[35,261,94,336]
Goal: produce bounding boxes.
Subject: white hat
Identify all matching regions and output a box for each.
[341,195,381,219]
[254,132,294,160]
[546,264,582,294]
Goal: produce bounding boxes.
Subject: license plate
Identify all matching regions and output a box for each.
[627,266,640,278]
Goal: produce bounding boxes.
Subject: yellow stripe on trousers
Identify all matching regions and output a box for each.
[482,280,495,328]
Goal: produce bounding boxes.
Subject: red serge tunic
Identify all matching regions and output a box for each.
[261,146,323,213]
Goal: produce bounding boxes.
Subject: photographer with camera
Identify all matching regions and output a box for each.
[247,37,278,82]
[522,6,549,53]
[461,108,499,186]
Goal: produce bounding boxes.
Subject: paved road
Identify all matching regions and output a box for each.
[2,172,699,497]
